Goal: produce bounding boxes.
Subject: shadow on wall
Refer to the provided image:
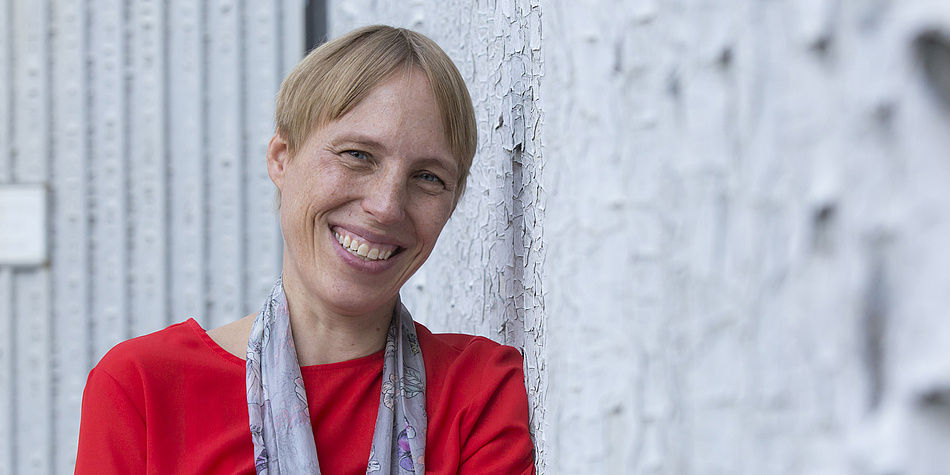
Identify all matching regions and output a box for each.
[916,30,950,108]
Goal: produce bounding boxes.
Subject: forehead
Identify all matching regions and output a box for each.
[324,70,453,159]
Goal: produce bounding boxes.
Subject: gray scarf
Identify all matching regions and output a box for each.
[246,278,427,474]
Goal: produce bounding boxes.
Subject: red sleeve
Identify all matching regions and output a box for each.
[457,344,536,474]
[74,367,147,474]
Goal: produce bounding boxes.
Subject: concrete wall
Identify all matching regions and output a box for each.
[0,1,300,472]
[333,0,950,474]
[542,1,950,472]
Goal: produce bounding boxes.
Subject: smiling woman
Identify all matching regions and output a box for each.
[74,25,535,475]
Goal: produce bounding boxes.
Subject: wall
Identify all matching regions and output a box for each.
[542,0,950,472]
[0,1,301,472]
[333,0,950,474]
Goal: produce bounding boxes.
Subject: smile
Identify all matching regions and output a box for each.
[334,231,400,261]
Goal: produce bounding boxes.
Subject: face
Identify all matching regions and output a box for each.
[267,68,458,319]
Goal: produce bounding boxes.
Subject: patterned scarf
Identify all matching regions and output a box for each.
[246,278,427,474]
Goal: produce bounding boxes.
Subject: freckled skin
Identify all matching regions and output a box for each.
[266,68,459,329]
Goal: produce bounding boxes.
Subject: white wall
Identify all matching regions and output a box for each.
[333,0,950,474]
[542,1,950,472]
[0,1,301,472]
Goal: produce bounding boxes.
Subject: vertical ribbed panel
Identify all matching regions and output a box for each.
[88,0,128,362]
[12,0,52,473]
[0,1,295,470]
[0,266,9,474]
[243,0,282,311]
[206,0,245,329]
[128,0,167,337]
[0,0,13,470]
[0,0,8,182]
[281,0,305,75]
[169,0,207,325]
[50,0,88,471]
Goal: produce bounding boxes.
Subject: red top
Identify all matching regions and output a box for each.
[75,319,535,474]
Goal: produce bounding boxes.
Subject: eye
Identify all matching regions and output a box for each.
[418,172,445,185]
[345,150,370,161]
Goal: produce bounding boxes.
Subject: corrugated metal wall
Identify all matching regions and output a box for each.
[0,1,302,472]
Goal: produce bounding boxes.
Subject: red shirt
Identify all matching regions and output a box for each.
[75,319,535,474]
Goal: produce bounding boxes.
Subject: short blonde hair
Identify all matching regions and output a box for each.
[275,25,477,198]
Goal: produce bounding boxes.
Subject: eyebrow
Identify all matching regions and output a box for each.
[416,156,459,177]
[330,134,389,154]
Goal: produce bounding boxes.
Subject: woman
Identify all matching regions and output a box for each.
[75,25,535,474]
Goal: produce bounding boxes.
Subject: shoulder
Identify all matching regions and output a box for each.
[414,322,522,359]
[81,319,212,426]
[78,320,251,472]
[414,321,528,414]
[415,322,525,382]
[93,319,235,384]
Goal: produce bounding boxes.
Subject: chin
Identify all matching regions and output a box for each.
[325,287,401,318]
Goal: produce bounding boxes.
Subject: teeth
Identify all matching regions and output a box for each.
[334,231,397,261]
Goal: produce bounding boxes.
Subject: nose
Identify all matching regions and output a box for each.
[361,172,407,224]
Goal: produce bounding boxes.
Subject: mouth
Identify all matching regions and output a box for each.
[333,229,403,261]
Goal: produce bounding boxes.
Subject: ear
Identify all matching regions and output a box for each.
[266,132,291,190]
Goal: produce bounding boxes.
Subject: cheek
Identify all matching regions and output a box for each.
[279,187,323,240]
[279,204,307,244]
[418,200,454,242]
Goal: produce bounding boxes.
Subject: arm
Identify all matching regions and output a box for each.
[74,368,147,474]
[458,345,536,474]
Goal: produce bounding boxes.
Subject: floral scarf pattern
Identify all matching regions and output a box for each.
[246,278,427,474]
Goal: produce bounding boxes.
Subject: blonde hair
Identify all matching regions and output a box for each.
[275,25,477,198]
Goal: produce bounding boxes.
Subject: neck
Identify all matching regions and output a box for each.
[281,277,395,366]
